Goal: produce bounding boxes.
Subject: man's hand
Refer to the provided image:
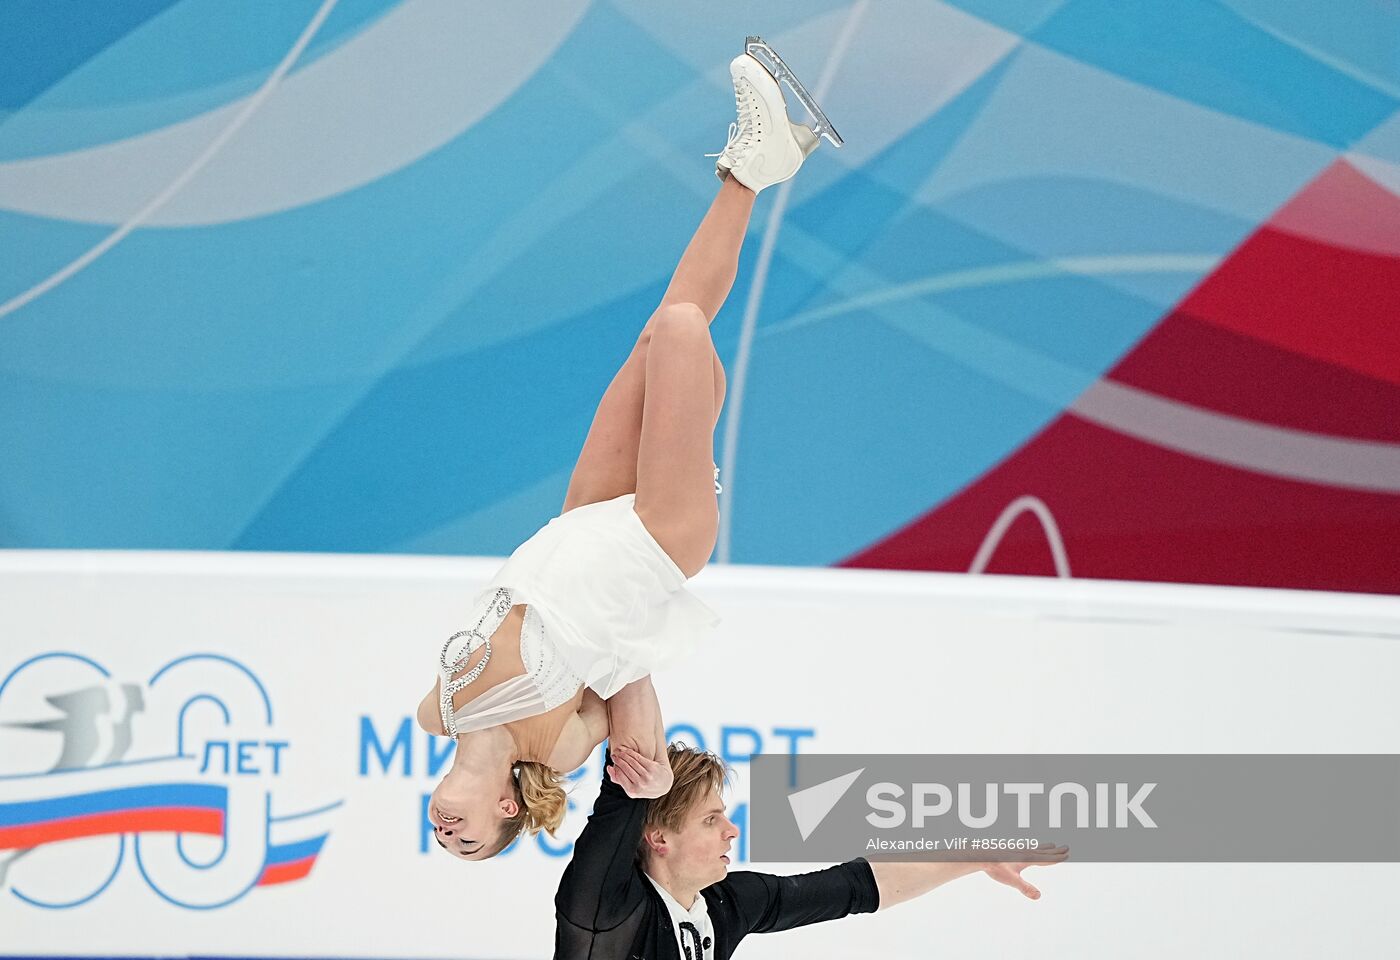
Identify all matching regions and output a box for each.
[978,844,1070,900]
[606,743,674,800]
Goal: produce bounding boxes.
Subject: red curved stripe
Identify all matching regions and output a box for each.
[848,157,1400,590]
[0,808,224,849]
[842,413,1400,593]
[1178,225,1400,387]
[1107,313,1400,443]
[257,855,316,886]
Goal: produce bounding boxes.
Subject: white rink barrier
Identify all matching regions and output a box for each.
[2,551,1398,959]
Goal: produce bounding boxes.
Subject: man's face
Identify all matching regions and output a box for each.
[666,787,740,888]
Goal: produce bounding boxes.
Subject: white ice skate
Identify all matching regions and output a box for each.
[707,37,842,194]
[744,36,844,148]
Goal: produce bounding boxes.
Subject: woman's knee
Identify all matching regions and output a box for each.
[647,302,710,350]
[637,503,718,579]
[673,511,719,579]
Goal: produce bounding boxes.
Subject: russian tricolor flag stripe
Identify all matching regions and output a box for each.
[0,772,334,889]
[0,783,225,825]
[0,808,224,849]
[258,832,328,886]
[265,833,327,865]
[0,784,227,850]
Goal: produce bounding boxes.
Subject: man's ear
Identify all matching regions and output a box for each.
[644,827,668,855]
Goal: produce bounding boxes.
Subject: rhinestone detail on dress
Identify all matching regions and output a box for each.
[519,606,584,711]
[438,586,514,736]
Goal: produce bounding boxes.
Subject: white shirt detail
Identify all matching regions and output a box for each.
[646,874,714,960]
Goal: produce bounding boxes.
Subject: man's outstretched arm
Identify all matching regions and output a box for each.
[871,846,1070,909]
[869,861,981,907]
[727,846,1068,937]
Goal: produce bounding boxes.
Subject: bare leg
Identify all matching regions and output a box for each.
[562,178,751,513]
[658,176,756,321]
[632,303,725,577]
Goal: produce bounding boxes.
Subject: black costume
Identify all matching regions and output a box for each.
[555,751,880,958]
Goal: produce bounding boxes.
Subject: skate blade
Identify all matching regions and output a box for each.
[745,35,844,148]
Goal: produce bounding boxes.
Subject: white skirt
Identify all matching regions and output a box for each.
[478,493,720,699]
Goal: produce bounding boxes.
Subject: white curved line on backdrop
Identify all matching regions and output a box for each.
[221,9,907,545]
[0,0,591,228]
[1219,0,1400,101]
[969,495,1072,577]
[716,0,871,565]
[745,253,1219,422]
[1071,379,1400,494]
[757,254,1223,340]
[0,0,342,322]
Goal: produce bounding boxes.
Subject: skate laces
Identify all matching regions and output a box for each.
[704,81,759,163]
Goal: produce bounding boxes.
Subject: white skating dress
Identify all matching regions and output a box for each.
[436,493,719,737]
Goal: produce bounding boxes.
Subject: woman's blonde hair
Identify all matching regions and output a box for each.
[483,760,567,857]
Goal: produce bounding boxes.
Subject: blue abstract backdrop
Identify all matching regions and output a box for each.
[3,1,1398,591]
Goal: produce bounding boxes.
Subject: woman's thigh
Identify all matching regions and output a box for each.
[563,310,725,518]
[561,334,650,514]
[632,305,726,577]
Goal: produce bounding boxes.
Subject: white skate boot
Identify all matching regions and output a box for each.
[707,39,841,194]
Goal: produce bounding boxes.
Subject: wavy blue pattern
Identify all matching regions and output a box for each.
[1029,0,1398,148]
[0,0,398,159]
[0,1,1395,563]
[0,0,180,110]
[1219,0,1400,97]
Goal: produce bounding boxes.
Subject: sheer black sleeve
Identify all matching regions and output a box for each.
[554,750,651,934]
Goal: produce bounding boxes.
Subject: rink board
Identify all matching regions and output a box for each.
[1,551,1397,958]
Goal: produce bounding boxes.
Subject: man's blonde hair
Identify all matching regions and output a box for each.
[638,743,731,863]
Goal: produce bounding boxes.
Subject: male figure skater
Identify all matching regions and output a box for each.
[555,739,1067,959]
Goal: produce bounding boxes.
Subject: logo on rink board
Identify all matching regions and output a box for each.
[359,713,819,863]
[0,652,341,909]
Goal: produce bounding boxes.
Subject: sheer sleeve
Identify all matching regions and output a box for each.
[435,588,584,736]
[554,751,651,931]
[447,672,549,733]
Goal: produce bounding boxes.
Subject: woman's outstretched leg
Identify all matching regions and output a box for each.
[657,176,755,321]
[561,179,751,513]
[629,49,831,571]
[565,44,829,522]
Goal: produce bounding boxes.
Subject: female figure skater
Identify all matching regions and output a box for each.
[416,39,842,860]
